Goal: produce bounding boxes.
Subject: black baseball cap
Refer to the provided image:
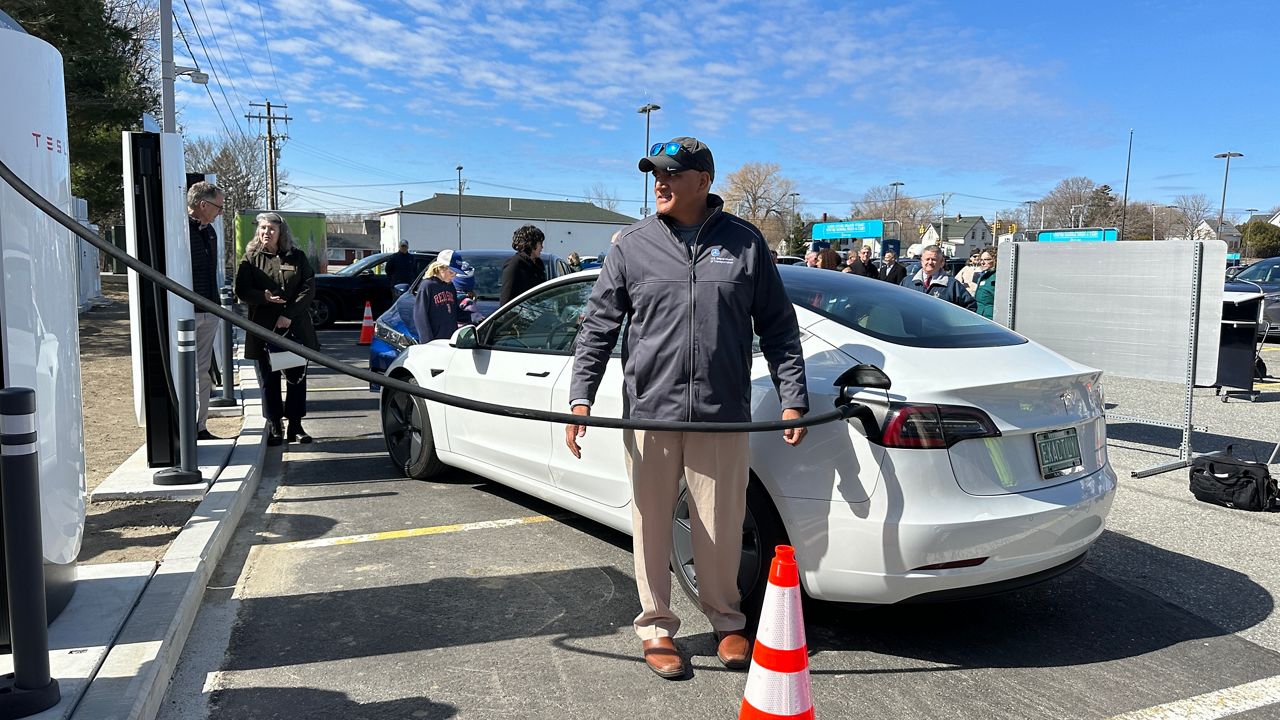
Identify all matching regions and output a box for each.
[638,137,715,180]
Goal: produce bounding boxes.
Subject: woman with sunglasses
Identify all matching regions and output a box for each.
[974,247,998,319]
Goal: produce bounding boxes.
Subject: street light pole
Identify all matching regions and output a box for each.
[889,181,903,239]
[1120,129,1133,240]
[787,192,799,253]
[1213,151,1244,243]
[638,103,661,216]
[456,165,463,248]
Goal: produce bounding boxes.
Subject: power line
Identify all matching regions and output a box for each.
[287,140,421,182]
[174,5,247,137]
[172,15,237,138]
[282,183,394,206]
[295,178,458,189]
[192,0,249,113]
[214,0,265,100]
[253,0,286,101]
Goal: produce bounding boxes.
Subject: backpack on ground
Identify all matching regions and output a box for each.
[1189,445,1276,511]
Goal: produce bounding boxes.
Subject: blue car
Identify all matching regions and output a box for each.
[369,250,570,383]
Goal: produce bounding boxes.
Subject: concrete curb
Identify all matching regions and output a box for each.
[68,359,265,720]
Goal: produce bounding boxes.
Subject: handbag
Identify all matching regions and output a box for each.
[1189,445,1276,511]
[266,327,307,371]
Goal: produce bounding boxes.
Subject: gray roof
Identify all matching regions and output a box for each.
[387,194,636,224]
[929,215,988,236]
[327,232,381,250]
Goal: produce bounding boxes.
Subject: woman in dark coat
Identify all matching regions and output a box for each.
[235,212,320,446]
[499,224,547,306]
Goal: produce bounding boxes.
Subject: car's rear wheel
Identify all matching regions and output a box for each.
[310,295,338,329]
[381,378,445,479]
[672,478,789,621]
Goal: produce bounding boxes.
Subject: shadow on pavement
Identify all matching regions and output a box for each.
[1107,422,1277,459]
[803,529,1272,672]
[209,686,457,719]
[221,565,638,671]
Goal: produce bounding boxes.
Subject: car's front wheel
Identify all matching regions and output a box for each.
[381,378,445,479]
[310,295,339,329]
[671,478,789,621]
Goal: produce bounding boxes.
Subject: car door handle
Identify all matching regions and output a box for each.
[526,371,550,377]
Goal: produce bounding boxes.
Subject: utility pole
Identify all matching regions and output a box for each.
[456,165,464,248]
[939,193,951,252]
[246,101,291,210]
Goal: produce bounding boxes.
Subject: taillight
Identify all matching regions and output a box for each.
[882,403,1000,448]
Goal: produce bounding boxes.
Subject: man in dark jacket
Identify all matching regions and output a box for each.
[844,244,876,277]
[384,240,418,286]
[567,137,809,679]
[498,225,546,305]
[878,250,907,284]
[187,181,224,441]
[900,245,976,310]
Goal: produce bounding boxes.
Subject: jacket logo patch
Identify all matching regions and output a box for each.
[708,247,734,265]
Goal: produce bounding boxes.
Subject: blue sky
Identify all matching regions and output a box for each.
[172,0,1278,222]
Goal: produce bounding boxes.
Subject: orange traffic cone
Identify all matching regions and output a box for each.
[739,545,814,720]
[357,301,374,345]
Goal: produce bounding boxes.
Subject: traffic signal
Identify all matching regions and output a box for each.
[1010,222,1017,232]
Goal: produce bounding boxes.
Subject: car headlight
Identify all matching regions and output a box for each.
[374,322,414,350]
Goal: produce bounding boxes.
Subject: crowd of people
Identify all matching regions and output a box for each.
[788,241,998,314]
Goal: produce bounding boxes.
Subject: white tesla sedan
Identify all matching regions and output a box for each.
[380,266,1116,612]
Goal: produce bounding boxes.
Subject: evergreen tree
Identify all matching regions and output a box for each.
[6,0,159,226]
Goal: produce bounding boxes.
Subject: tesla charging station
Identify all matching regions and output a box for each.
[122,131,194,470]
[0,18,88,642]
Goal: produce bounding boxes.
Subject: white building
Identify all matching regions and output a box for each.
[381,194,636,258]
[916,215,993,257]
[1191,219,1242,253]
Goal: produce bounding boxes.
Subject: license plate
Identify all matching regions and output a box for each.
[1035,427,1083,480]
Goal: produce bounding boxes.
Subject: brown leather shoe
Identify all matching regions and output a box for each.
[642,637,685,679]
[716,630,752,669]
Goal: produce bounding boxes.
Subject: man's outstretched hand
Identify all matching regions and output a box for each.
[565,405,590,459]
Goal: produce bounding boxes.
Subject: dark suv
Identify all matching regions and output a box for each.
[310,251,436,328]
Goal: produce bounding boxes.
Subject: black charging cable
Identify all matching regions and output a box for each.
[0,157,866,433]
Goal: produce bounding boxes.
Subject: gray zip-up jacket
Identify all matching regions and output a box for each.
[571,195,808,423]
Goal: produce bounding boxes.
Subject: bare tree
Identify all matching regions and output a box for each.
[1171,193,1212,241]
[718,162,799,248]
[850,185,938,244]
[582,182,619,213]
[1037,177,1097,229]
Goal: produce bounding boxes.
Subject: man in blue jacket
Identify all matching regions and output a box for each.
[900,245,977,310]
[567,137,809,679]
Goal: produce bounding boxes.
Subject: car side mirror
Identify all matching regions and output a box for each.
[450,325,477,349]
[392,283,410,299]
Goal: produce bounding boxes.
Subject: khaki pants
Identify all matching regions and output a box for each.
[194,311,219,432]
[624,429,750,640]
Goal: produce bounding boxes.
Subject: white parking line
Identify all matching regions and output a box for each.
[1106,674,1280,719]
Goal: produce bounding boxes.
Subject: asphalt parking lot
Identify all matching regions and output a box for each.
[160,330,1280,720]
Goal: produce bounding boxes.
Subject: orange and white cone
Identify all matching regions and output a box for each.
[357,300,374,345]
[739,545,814,720]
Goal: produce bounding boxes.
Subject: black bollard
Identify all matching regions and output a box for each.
[154,318,203,485]
[0,387,61,719]
[210,286,237,408]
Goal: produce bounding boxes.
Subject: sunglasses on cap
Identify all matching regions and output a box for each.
[650,142,685,157]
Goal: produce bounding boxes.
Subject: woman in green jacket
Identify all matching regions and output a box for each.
[974,247,998,319]
[235,212,320,445]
